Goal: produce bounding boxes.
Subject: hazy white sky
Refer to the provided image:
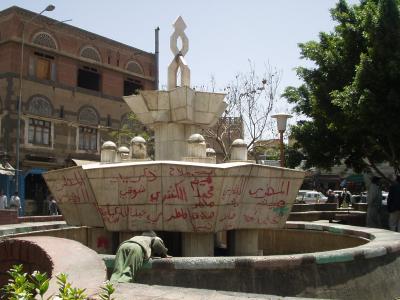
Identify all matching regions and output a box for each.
[1,0,359,113]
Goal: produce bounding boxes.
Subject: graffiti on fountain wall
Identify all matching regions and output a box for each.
[44,163,301,232]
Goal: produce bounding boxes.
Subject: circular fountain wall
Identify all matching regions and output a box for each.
[120,222,400,300]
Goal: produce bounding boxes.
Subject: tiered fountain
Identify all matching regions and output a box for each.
[43,16,305,257]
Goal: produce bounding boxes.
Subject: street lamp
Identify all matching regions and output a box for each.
[15,4,55,191]
[271,113,292,167]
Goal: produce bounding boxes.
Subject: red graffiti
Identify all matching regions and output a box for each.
[97,236,109,249]
[109,168,157,184]
[119,185,146,200]
[248,181,291,199]
[162,180,187,202]
[218,212,236,222]
[98,205,129,224]
[169,167,215,177]
[57,171,91,203]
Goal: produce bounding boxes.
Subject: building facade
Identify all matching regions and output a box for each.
[0,6,156,214]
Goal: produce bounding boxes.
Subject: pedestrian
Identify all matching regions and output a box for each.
[48,195,58,215]
[9,191,21,216]
[366,176,382,228]
[338,190,344,208]
[326,189,336,204]
[110,231,169,283]
[0,190,7,209]
[342,188,351,207]
[387,175,400,232]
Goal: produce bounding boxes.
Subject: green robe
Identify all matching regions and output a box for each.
[110,235,167,283]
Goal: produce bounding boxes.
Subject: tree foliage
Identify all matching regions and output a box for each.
[109,112,155,158]
[284,0,400,178]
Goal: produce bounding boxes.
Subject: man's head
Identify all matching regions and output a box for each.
[14,191,18,196]
[150,236,168,258]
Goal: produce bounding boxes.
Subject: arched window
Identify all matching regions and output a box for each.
[80,46,101,62]
[78,106,99,151]
[32,32,57,49]
[28,95,52,116]
[126,60,144,75]
[27,95,53,146]
[78,106,99,125]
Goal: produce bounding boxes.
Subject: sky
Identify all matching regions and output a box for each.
[1,1,359,119]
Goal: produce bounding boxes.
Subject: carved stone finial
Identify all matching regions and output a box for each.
[168,16,190,89]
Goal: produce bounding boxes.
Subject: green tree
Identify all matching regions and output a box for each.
[110,112,154,158]
[284,0,400,179]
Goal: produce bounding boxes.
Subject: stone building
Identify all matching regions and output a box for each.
[0,6,156,214]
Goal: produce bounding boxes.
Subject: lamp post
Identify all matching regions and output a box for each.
[271,113,292,167]
[15,5,55,192]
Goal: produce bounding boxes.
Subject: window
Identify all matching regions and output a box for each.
[77,66,100,91]
[32,32,57,50]
[28,96,52,116]
[126,60,144,75]
[36,57,51,80]
[77,106,99,151]
[28,118,51,145]
[124,77,143,96]
[79,127,97,150]
[27,95,53,147]
[29,52,55,81]
[80,46,101,62]
[78,106,98,125]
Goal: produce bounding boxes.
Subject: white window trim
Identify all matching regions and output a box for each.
[75,126,100,154]
[23,115,54,150]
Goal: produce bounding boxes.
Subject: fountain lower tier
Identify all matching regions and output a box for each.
[43,160,304,233]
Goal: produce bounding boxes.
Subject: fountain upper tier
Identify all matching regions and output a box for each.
[43,160,304,233]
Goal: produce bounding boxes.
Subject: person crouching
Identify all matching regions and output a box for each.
[110,231,168,283]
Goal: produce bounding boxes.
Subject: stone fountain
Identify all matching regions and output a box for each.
[43,16,305,257]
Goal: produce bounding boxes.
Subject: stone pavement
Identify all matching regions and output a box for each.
[0,220,68,237]
[113,283,321,300]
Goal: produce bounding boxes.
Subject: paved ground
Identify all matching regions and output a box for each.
[113,283,322,300]
[0,220,68,237]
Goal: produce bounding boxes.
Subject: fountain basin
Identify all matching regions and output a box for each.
[105,222,400,300]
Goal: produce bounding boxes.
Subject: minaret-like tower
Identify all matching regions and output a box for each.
[123,16,227,161]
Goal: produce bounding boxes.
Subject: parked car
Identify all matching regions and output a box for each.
[296,190,328,204]
[357,191,388,205]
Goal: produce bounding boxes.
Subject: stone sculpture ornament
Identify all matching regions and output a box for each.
[168,16,190,89]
